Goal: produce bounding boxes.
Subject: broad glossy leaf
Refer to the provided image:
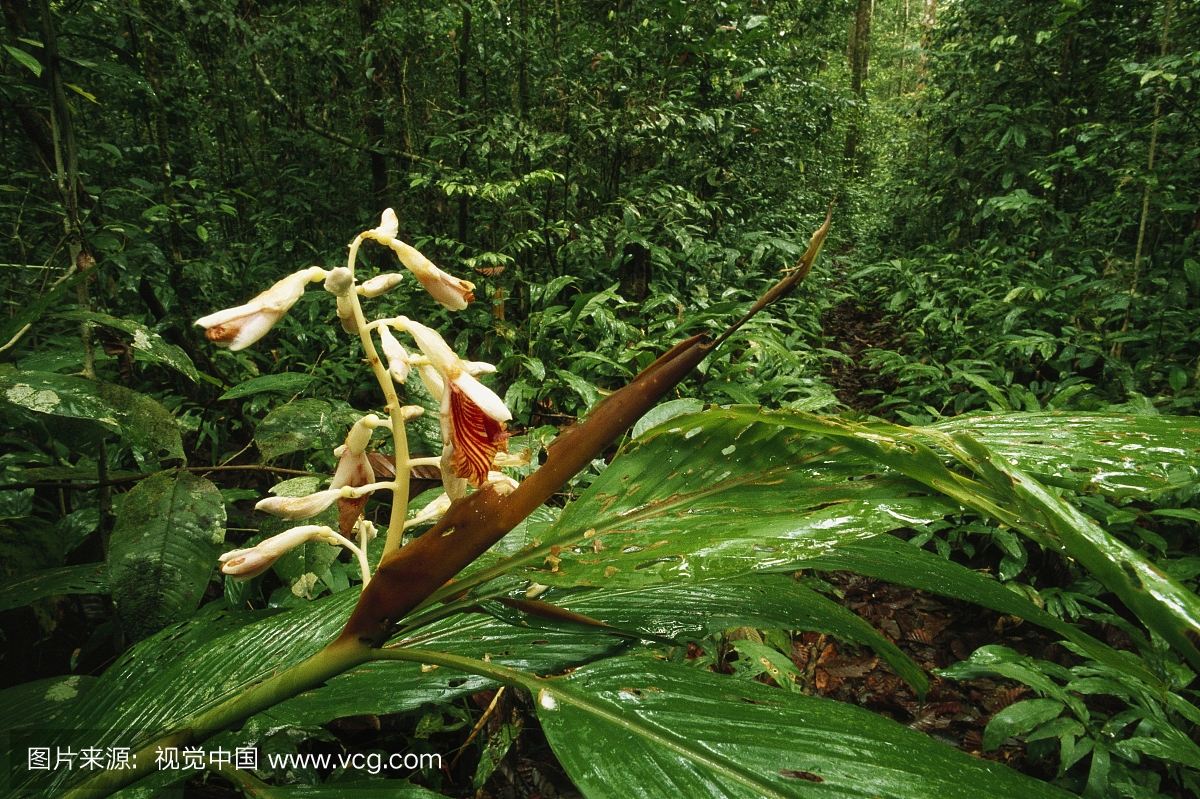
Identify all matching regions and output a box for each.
[219,372,318,401]
[983,699,1066,752]
[18,591,360,797]
[791,535,1159,687]
[0,562,108,613]
[537,654,1073,799]
[256,399,356,460]
[0,265,85,348]
[258,610,626,728]
[934,412,1200,497]
[0,675,95,734]
[709,407,1200,673]
[557,574,927,695]
[0,371,183,459]
[108,472,225,640]
[631,397,704,439]
[487,410,954,589]
[60,311,199,382]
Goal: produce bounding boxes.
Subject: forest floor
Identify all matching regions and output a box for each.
[820,294,903,413]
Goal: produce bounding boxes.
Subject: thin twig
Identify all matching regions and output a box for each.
[252,58,439,168]
[450,686,506,769]
[2,464,319,491]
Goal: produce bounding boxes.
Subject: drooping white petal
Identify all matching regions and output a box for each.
[378,325,411,384]
[196,267,325,350]
[219,524,335,580]
[196,306,286,351]
[389,241,475,311]
[255,489,341,520]
[336,294,358,334]
[417,363,445,403]
[463,360,497,375]
[452,373,512,422]
[258,267,326,312]
[440,444,467,501]
[398,317,460,376]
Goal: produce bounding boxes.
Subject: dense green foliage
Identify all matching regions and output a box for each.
[2,0,1199,798]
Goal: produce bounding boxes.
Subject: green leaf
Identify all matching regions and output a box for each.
[1184,259,1200,291]
[715,407,1200,672]
[0,675,94,734]
[536,655,1074,799]
[266,781,446,798]
[107,471,225,640]
[632,398,705,439]
[219,372,318,401]
[14,591,360,797]
[258,608,626,728]
[0,562,108,613]
[731,638,804,691]
[59,311,199,382]
[475,723,517,787]
[4,44,42,76]
[792,535,1159,687]
[935,412,1200,497]
[558,574,928,696]
[482,409,954,590]
[983,699,1066,751]
[255,399,354,460]
[0,371,184,460]
[0,270,87,351]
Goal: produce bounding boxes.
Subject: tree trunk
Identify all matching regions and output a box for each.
[457,2,471,245]
[360,0,389,209]
[843,0,872,171]
[917,0,937,87]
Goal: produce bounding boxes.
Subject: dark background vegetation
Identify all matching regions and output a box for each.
[2,0,1199,796]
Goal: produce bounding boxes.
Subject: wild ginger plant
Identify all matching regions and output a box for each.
[9,207,1200,799]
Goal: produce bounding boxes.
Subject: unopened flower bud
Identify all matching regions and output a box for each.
[493,449,531,468]
[219,525,336,580]
[390,241,475,311]
[371,208,400,241]
[398,405,425,421]
[323,267,355,296]
[486,471,520,495]
[336,294,358,334]
[255,489,341,520]
[403,492,453,529]
[358,273,405,297]
[196,266,326,351]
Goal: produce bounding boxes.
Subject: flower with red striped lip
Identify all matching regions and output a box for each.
[196,266,326,350]
[396,317,511,488]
